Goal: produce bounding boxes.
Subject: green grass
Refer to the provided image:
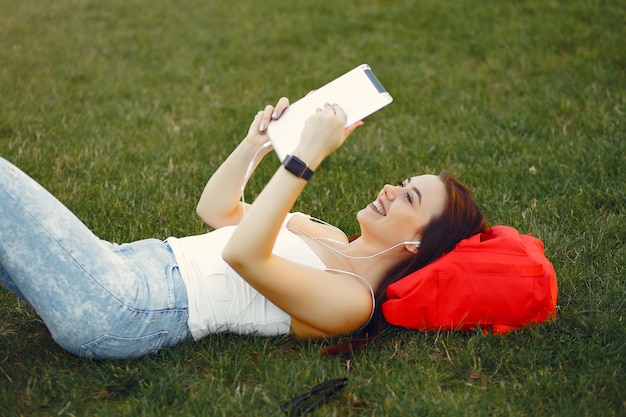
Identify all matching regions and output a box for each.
[0,0,624,415]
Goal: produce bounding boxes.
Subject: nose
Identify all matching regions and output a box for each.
[382,184,398,200]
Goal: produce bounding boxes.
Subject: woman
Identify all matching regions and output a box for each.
[0,98,487,359]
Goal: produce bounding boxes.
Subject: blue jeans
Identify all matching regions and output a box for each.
[0,156,190,359]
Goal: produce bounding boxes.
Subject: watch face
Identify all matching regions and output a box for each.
[290,156,306,173]
[283,155,313,179]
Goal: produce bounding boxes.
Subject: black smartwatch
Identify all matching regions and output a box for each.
[282,155,314,180]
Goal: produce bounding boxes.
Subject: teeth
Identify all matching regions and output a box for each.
[373,200,385,216]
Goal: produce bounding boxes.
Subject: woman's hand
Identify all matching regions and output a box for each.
[196,97,290,228]
[244,97,290,150]
[295,103,363,162]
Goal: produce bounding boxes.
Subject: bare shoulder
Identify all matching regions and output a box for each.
[287,213,349,244]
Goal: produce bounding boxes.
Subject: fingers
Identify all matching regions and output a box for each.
[330,103,347,125]
[344,120,364,138]
[315,103,347,125]
[258,97,290,134]
[258,105,274,133]
[247,110,265,137]
[272,97,289,119]
[317,103,362,139]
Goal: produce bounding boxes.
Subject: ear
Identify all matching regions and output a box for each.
[403,242,419,255]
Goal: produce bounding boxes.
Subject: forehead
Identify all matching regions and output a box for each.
[407,174,443,189]
[408,174,446,211]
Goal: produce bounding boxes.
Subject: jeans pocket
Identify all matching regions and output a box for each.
[79,331,168,360]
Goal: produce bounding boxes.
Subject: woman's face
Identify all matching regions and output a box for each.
[357,174,446,248]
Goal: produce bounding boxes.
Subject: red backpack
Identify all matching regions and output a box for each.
[382,226,558,334]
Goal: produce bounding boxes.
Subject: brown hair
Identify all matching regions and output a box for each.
[322,171,489,355]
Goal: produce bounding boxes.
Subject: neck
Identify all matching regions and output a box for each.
[314,236,410,291]
[284,220,411,291]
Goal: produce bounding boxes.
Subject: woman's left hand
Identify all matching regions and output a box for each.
[244,97,290,149]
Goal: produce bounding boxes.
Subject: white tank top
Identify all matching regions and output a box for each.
[166,213,326,341]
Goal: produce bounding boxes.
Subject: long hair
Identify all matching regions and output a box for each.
[322,171,489,355]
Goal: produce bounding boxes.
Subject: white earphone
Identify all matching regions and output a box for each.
[403,240,421,248]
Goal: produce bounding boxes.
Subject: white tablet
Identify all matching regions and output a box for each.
[267,64,393,161]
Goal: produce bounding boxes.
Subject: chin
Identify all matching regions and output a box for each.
[356,208,369,222]
[355,209,376,232]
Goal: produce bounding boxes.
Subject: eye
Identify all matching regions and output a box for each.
[398,181,413,203]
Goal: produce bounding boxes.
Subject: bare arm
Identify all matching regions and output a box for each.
[222,104,367,337]
[196,98,289,229]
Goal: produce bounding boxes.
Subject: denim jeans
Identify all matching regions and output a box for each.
[0,156,190,359]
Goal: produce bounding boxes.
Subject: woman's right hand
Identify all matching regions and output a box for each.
[296,103,363,162]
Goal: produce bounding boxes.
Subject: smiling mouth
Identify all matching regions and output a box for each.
[370,200,386,216]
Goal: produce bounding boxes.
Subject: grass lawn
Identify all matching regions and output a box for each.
[0,0,624,415]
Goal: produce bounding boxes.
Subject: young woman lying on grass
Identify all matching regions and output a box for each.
[0,98,487,359]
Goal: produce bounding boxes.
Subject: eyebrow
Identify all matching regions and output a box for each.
[406,177,422,205]
[412,186,422,205]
